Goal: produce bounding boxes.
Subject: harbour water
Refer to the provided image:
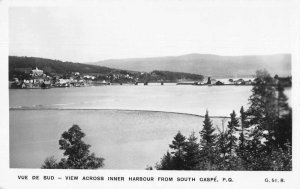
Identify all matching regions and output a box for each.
[9,85,291,169]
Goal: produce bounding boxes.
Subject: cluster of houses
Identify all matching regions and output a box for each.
[10,67,143,89]
[219,78,254,85]
[10,67,97,89]
[11,67,51,89]
[191,76,291,87]
[106,73,134,81]
[191,77,254,86]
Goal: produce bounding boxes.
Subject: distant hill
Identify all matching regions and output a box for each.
[9,56,116,75]
[9,56,204,82]
[89,53,291,78]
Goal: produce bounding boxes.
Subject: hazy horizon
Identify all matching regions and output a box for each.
[9,52,291,64]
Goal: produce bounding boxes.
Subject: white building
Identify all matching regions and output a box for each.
[32,67,44,76]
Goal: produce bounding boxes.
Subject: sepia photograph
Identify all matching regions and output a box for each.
[1,0,300,188]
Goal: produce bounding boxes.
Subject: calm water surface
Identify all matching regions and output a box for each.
[9,85,291,169]
[10,85,256,116]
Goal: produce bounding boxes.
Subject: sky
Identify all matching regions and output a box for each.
[9,1,293,62]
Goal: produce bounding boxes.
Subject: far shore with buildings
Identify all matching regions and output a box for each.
[9,67,292,89]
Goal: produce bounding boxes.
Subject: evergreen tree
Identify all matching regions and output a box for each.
[215,128,228,170]
[41,156,58,169]
[274,83,292,148]
[243,70,276,169]
[236,106,248,169]
[241,70,293,170]
[169,131,187,170]
[226,110,239,156]
[246,69,278,140]
[183,131,200,170]
[199,111,216,170]
[155,151,174,170]
[42,124,104,169]
[200,111,216,144]
[246,70,292,152]
[239,106,247,149]
[223,110,240,169]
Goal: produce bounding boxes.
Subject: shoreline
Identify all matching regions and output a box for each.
[9,83,254,88]
[9,83,292,89]
[9,108,231,119]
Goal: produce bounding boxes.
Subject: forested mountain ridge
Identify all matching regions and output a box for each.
[9,56,204,82]
[9,56,116,75]
[90,53,291,77]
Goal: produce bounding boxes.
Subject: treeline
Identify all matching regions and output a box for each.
[9,56,115,75]
[155,70,292,171]
[149,70,204,82]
